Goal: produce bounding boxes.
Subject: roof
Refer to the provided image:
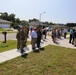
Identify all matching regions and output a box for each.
[0,19,12,23]
[29,21,46,26]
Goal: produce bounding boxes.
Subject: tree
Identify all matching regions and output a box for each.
[49,22,53,25]
[20,20,29,27]
[44,21,49,25]
[15,18,20,24]
[9,13,15,22]
[0,12,8,20]
[29,18,39,22]
[66,23,76,27]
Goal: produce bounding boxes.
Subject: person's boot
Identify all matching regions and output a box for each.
[21,50,25,54]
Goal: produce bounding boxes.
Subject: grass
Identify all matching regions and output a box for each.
[0,45,76,75]
[67,32,70,35]
[0,40,30,52]
[0,31,17,34]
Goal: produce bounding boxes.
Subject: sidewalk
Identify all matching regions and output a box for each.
[0,36,76,63]
[0,37,50,63]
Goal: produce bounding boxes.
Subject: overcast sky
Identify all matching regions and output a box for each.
[0,0,76,24]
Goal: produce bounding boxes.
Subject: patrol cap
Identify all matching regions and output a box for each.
[16,25,22,30]
[17,25,22,28]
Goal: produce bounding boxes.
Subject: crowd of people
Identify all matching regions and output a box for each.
[51,27,76,47]
[16,26,76,54]
[16,26,47,54]
[51,28,68,43]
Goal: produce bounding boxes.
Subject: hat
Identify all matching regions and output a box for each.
[17,25,22,28]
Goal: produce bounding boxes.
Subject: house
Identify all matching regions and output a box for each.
[0,19,12,29]
[29,20,47,28]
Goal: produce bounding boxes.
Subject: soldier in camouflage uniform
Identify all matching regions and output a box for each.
[23,26,28,47]
[16,27,21,49]
[20,27,26,53]
[27,27,29,38]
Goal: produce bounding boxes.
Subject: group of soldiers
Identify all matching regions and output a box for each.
[16,26,29,53]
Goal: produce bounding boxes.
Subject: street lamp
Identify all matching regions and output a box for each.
[39,12,46,25]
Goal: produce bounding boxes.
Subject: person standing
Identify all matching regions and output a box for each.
[72,29,75,45]
[52,29,56,43]
[36,27,42,48]
[31,27,37,50]
[73,29,76,46]
[16,27,21,49]
[63,28,67,38]
[27,27,29,38]
[69,28,73,43]
[24,26,28,47]
[42,28,46,41]
[20,27,26,53]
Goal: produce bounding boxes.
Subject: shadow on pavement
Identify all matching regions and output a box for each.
[24,46,30,51]
[21,53,28,58]
[56,42,60,45]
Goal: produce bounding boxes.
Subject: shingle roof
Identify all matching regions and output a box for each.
[0,19,12,23]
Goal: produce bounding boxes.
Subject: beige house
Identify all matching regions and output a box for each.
[29,21,47,28]
[0,19,12,28]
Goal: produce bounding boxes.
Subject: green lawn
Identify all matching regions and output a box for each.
[0,28,5,31]
[0,45,76,75]
[0,40,30,52]
[67,32,70,35]
[0,31,17,34]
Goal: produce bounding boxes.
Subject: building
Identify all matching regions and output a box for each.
[29,20,47,28]
[0,19,12,28]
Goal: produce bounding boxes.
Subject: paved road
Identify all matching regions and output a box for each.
[0,33,31,41]
[0,33,16,41]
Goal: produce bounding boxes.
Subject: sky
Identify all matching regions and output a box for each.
[0,0,76,24]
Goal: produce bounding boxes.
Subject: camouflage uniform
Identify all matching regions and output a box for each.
[16,29,21,49]
[20,29,25,51]
[27,27,29,38]
[23,26,28,46]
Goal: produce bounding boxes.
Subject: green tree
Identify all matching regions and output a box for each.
[15,18,20,24]
[20,20,29,27]
[66,23,76,27]
[29,18,39,22]
[9,13,15,22]
[0,12,8,20]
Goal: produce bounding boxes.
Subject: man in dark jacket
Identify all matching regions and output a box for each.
[36,27,42,48]
[73,29,76,46]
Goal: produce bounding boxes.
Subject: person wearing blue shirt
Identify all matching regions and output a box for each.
[31,27,37,50]
[69,28,73,43]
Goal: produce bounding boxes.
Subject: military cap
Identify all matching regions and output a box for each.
[17,25,22,28]
[16,25,22,30]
